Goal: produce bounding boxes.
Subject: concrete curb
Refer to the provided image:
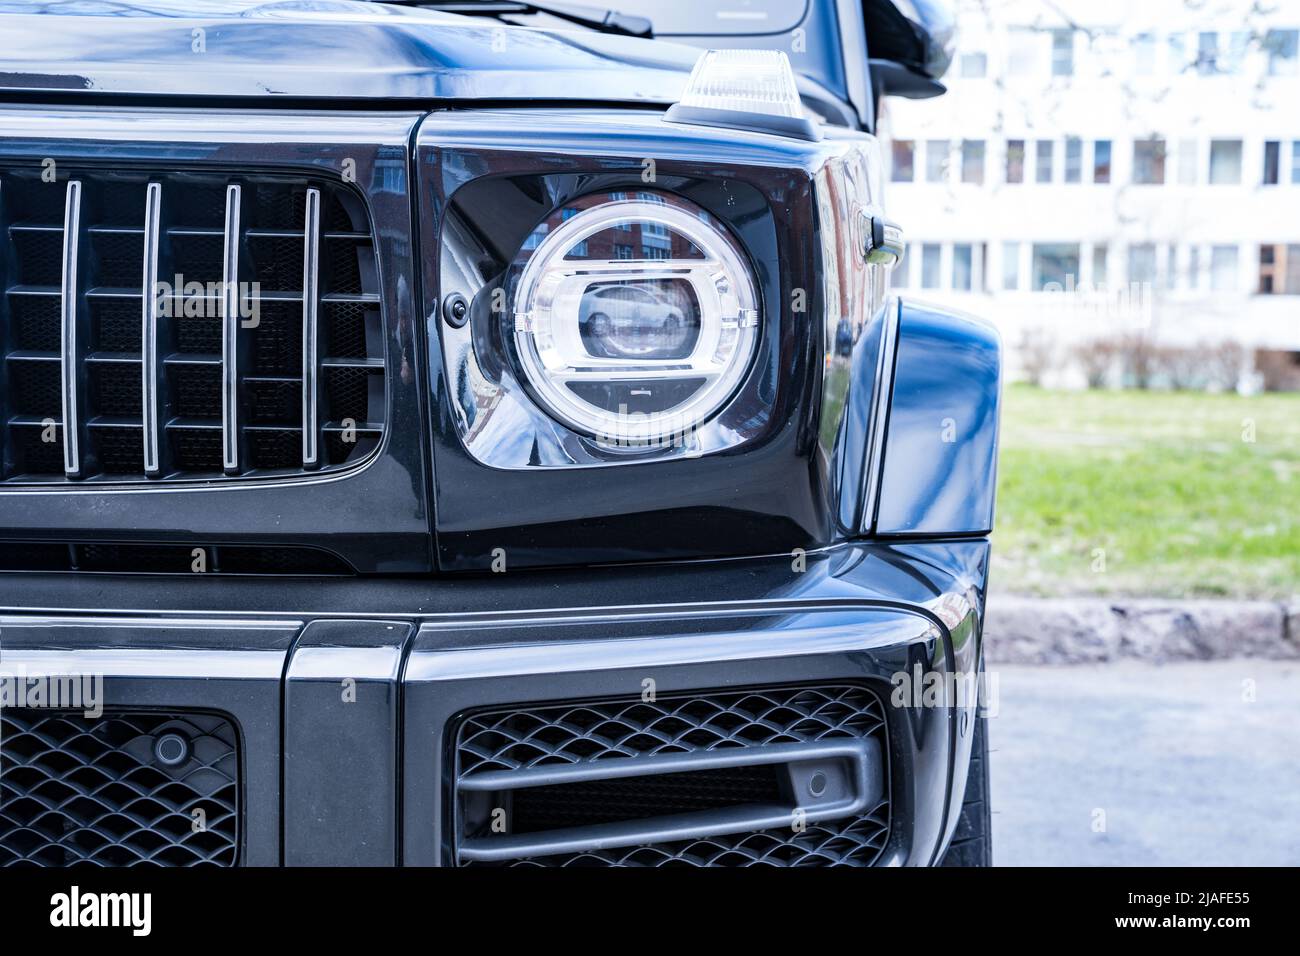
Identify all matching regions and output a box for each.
[985,595,1300,664]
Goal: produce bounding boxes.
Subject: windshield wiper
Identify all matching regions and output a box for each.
[386,1,653,39]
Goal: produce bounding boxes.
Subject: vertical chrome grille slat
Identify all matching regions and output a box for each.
[141,181,162,476]
[301,187,321,468]
[59,179,82,478]
[2,169,383,484]
[221,183,241,474]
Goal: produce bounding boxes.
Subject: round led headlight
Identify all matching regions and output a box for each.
[512,193,759,446]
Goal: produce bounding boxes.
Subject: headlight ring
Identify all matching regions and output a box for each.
[511,193,760,447]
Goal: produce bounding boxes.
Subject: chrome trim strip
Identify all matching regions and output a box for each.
[0,648,290,680]
[457,739,878,862]
[59,179,82,478]
[405,611,938,683]
[860,298,899,533]
[221,184,241,473]
[141,182,162,476]
[301,187,321,467]
[285,645,403,682]
[459,739,873,792]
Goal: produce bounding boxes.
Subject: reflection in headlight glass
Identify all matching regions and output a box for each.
[578,279,701,361]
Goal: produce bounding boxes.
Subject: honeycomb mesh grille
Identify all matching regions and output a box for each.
[0,710,240,866]
[0,166,385,482]
[454,683,891,867]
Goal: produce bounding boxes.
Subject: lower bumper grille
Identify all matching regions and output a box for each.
[0,710,240,866]
[453,683,891,867]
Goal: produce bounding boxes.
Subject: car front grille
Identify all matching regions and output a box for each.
[0,167,385,482]
[0,710,240,866]
[453,683,892,867]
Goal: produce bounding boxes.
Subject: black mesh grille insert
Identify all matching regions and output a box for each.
[92,426,144,475]
[11,295,61,351]
[90,298,143,353]
[0,710,240,866]
[89,362,142,416]
[0,166,385,482]
[8,360,60,416]
[510,765,785,833]
[9,425,64,475]
[454,684,891,867]
[170,365,221,419]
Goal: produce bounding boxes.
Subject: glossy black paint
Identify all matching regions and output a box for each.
[0,0,998,868]
[0,535,989,866]
[418,109,843,571]
[0,107,432,573]
[875,298,1002,536]
[0,0,697,104]
[283,619,411,865]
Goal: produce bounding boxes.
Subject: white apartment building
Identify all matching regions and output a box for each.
[880,0,1300,385]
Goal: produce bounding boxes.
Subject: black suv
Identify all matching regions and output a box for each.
[0,0,999,867]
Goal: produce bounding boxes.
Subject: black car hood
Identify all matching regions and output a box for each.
[0,0,698,103]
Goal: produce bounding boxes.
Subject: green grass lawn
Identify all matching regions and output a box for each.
[994,385,1300,599]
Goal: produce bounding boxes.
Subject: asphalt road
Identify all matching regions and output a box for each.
[988,660,1300,866]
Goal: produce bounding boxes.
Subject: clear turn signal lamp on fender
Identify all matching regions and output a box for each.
[665,49,821,142]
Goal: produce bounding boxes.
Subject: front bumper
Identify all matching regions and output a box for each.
[0,539,988,866]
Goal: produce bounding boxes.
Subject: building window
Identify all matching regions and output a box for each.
[615,244,635,259]
[1093,140,1112,183]
[1051,29,1074,76]
[1035,140,1054,183]
[521,224,548,250]
[1210,245,1238,291]
[1064,138,1083,183]
[1168,33,1187,73]
[1264,141,1281,186]
[1128,243,1157,285]
[893,253,910,289]
[1005,28,1040,76]
[1002,242,1020,291]
[1134,32,1156,74]
[1265,29,1299,75]
[892,140,915,182]
[1188,246,1200,291]
[921,243,942,289]
[953,243,973,291]
[1208,139,1242,185]
[925,140,949,183]
[1177,139,1197,185]
[1006,140,1025,183]
[1092,243,1108,287]
[1197,31,1219,74]
[1166,244,1178,290]
[1032,244,1079,290]
[1293,141,1300,184]
[961,140,985,184]
[1133,139,1166,184]
[1224,32,1249,73]
[959,52,987,77]
[1258,244,1300,294]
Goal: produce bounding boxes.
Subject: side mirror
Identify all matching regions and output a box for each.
[863,0,956,101]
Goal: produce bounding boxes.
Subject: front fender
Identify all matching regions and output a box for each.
[873,298,1002,536]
